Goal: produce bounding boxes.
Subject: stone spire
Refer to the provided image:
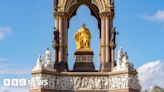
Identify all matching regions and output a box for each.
[33,55,43,70]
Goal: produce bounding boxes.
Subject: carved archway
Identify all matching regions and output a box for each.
[67,1,101,30]
[53,0,115,72]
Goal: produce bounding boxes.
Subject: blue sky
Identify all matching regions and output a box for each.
[0,0,164,91]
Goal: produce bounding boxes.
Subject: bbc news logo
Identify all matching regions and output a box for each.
[3,79,48,87]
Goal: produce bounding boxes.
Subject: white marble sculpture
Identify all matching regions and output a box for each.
[32,48,55,71]
[31,47,140,91]
[45,48,51,64]
[113,47,134,71]
[122,51,129,63]
[33,55,43,70]
[44,48,54,71]
[118,47,124,64]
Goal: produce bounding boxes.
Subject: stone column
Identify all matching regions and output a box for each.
[53,17,59,67]
[109,13,115,70]
[105,18,110,64]
[100,12,114,72]
[54,47,58,65]
[54,12,68,71]
[59,13,68,62]
[108,18,114,71]
[58,16,64,62]
[64,19,68,63]
[100,15,106,71]
[111,44,116,70]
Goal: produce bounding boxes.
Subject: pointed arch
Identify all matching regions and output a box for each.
[66,0,101,30]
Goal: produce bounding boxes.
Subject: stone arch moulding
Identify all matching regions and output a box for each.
[59,0,112,12]
[67,1,101,30]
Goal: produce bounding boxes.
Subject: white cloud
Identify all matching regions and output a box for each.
[0,63,31,75]
[0,87,29,92]
[0,26,12,40]
[0,69,30,75]
[137,60,164,90]
[144,10,164,22]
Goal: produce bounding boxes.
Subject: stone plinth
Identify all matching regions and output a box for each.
[54,62,68,72]
[30,70,141,92]
[73,50,95,72]
[73,62,95,72]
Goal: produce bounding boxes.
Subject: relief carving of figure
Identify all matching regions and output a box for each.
[74,77,81,89]
[87,77,94,89]
[81,77,89,89]
[60,77,69,90]
[55,76,61,89]
[104,77,109,89]
[94,77,101,89]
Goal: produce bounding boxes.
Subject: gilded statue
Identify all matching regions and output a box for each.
[74,24,91,50]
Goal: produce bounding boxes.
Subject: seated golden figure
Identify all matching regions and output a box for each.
[74,24,92,51]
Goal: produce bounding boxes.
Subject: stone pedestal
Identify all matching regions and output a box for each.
[73,49,95,72]
[73,62,95,72]
[54,62,68,72]
[100,62,111,72]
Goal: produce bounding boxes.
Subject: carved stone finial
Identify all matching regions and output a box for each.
[33,55,43,70]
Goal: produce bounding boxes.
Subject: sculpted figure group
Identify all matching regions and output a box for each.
[113,47,134,71]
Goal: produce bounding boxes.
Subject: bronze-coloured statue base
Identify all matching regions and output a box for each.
[73,50,95,72]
